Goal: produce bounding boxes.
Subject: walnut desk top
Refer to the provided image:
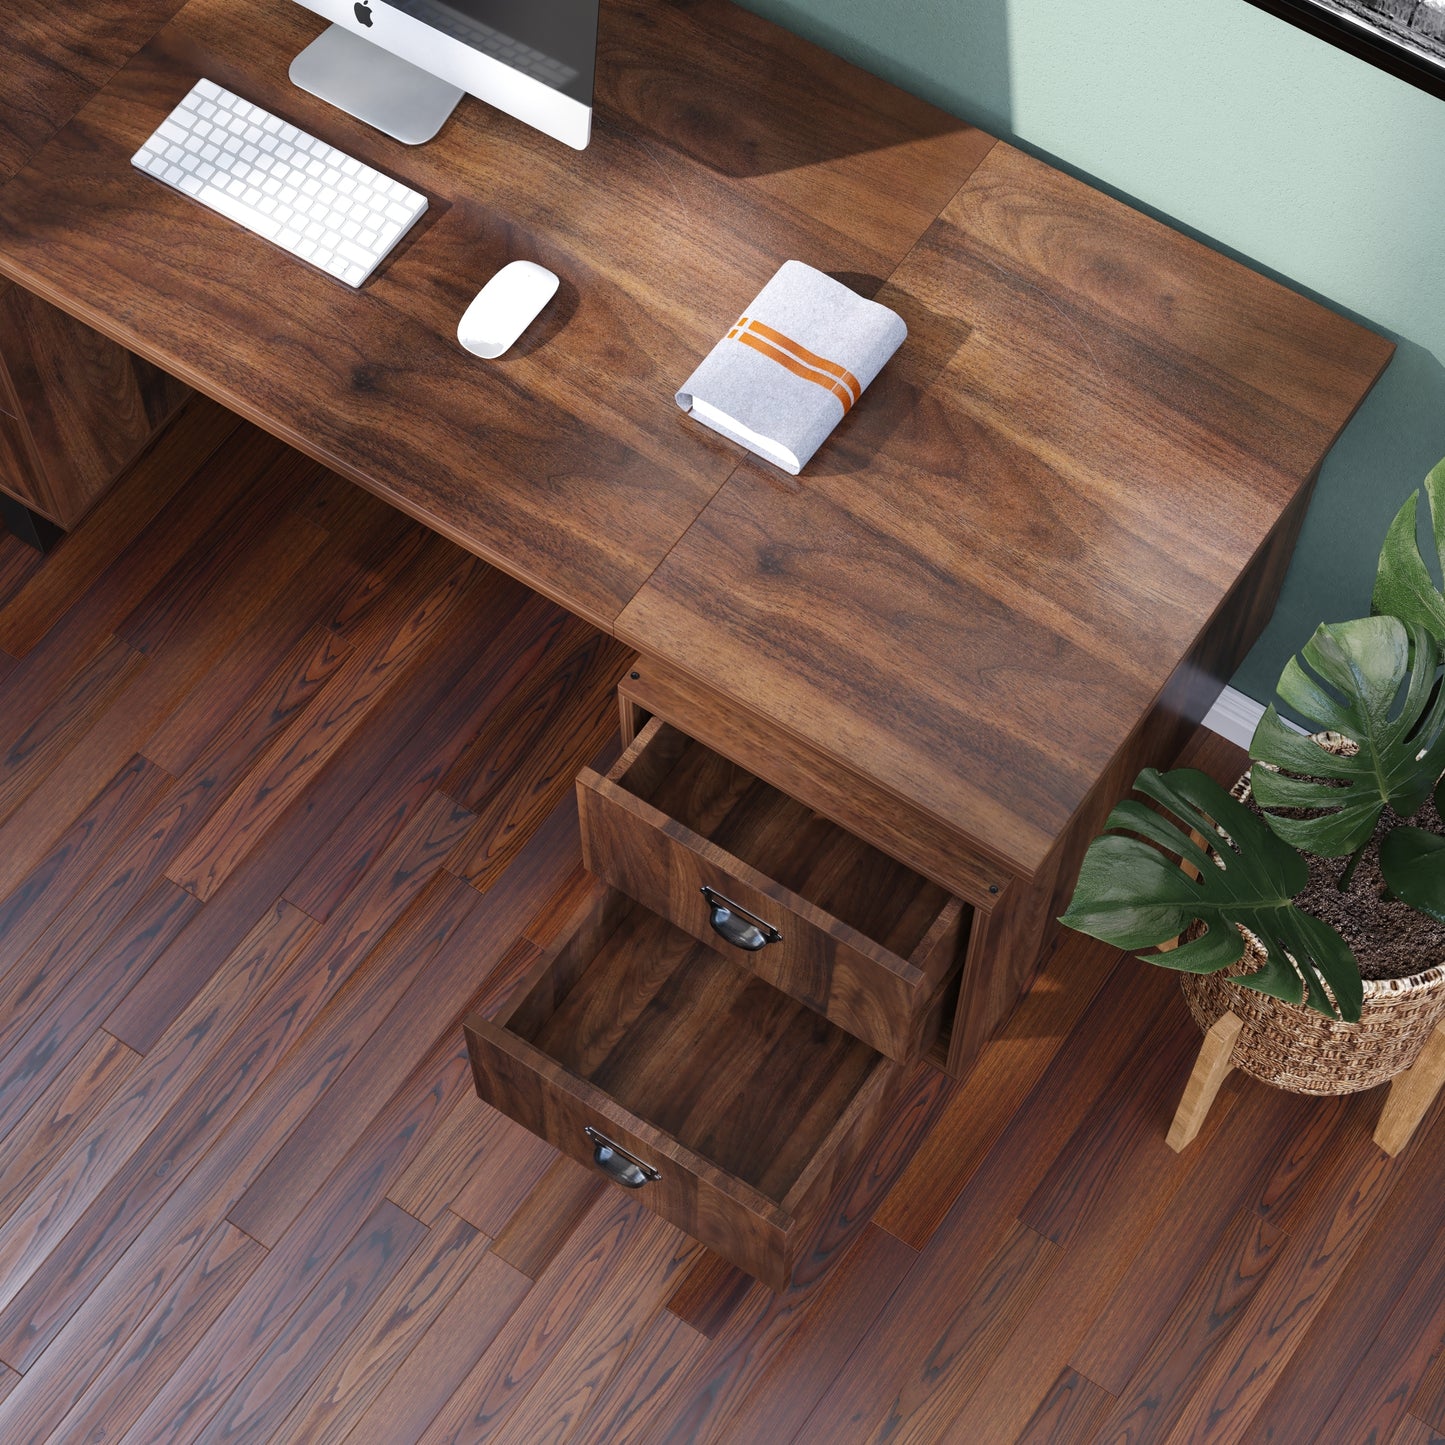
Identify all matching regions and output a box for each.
[0,0,1394,1001]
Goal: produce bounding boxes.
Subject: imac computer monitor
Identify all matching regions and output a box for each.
[288,0,598,149]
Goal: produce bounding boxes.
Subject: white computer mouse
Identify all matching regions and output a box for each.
[457,260,560,359]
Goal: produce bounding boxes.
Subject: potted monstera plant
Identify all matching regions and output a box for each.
[1061,459,1445,1154]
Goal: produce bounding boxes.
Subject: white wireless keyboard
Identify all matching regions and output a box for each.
[131,78,427,288]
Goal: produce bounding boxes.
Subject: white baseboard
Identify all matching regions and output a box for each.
[1201,685,1305,750]
[1201,686,1265,751]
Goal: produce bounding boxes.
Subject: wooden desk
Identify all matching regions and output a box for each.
[0,0,1395,1283]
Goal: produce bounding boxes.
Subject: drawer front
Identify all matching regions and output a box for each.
[578,768,964,1062]
[466,1014,798,1289]
[464,883,910,1291]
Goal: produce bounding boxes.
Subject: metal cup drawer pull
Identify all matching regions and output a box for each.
[584,1127,661,1188]
[700,885,783,952]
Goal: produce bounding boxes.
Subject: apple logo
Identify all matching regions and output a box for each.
[354,1,373,25]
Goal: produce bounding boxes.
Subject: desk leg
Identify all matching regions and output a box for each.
[618,665,647,746]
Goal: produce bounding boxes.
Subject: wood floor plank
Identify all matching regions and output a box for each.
[0,424,283,748]
[385,1091,543,1228]
[282,583,564,921]
[446,1108,559,1238]
[165,541,484,901]
[665,1252,757,1341]
[6,582,383,1050]
[789,969,1206,1444]
[1070,1084,1332,1394]
[0,632,146,829]
[1246,1105,1445,1444]
[116,1011,505,1445]
[326,518,433,621]
[340,1251,533,1445]
[410,1191,665,1445]
[445,624,632,892]
[1090,1208,1289,1445]
[874,933,1117,1249]
[1015,1367,1116,1444]
[0,489,329,902]
[0,904,315,1337]
[1392,1416,1445,1445]
[139,560,363,779]
[0,754,170,976]
[1296,1262,1445,1445]
[0,396,238,657]
[442,615,630,809]
[271,1211,491,1445]
[1018,986,1231,1249]
[0,877,200,1152]
[1415,1335,1445,1433]
[1158,1108,1403,1445]
[647,1223,916,1445]
[31,1222,264,1445]
[111,443,321,659]
[177,1201,427,1445]
[567,1310,709,1445]
[485,1219,696,1445]
[0,793,190,1053]
[905,1006,1237,1445]
[151,620,355,792]
[0,543,44,618]
[221,858,483,1245]
[831,1220,1058,1445]
[0,1028,139,1223]
[490,1155,606,1280]
[139,484,424,781]
[108,591,501,1053]
[0,827,471,1374]
[227,794,580,1247]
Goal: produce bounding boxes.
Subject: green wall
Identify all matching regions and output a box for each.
[737,0,1445,704]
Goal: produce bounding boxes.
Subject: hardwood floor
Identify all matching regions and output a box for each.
[0,399,1441,1443]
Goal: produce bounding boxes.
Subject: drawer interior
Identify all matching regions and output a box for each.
[614,723,953,962]
[509,894,885,1202]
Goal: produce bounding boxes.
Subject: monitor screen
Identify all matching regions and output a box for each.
[387,0,597,104]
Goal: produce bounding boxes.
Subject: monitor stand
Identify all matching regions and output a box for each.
[290,24,464,146]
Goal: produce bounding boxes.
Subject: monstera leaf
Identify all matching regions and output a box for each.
[1378,769,1445,924]
[1373,458,1445,645]
[1250,616,1445,858]
[1060,768,1361,1020]
[1380,827,1445,924]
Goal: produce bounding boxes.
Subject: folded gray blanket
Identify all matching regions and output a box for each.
[676,260,907,475]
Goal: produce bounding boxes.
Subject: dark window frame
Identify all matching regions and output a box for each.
[1243,0,1445,101]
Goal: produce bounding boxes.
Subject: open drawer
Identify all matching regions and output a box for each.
[464,884,906,1290]
[576,718,969,1061]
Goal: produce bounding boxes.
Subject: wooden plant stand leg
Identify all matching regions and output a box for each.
[1374,1023,1445,1157]
[1167,1010,1242,1152]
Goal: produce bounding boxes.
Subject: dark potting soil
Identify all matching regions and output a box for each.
[1279,793,1445,982]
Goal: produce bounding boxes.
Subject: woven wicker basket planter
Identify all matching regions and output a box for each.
[1179,964,1445,1096]
[1176,758,1445,1102]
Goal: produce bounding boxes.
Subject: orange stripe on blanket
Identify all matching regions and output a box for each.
[734,331,856,414]
[743,317,862,405]
[730,318,857,414]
